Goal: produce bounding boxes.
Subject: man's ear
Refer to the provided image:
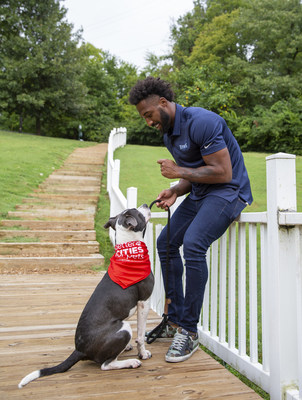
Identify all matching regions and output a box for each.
[159,97,168,107]
[104,216,118,230]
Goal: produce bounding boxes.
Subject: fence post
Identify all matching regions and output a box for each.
[266,153,298,398]
[127,187,137,208]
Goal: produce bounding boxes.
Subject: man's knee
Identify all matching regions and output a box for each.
[157,229,167,254]
[183,235,208,261]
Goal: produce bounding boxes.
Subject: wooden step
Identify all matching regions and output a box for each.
[0,241,100,256]
[37,183,100,190]
[65,158,105,165]
[7,210,95,221]
[0,220,94,230]
[45,175,101,185]
[34,187,100,195]
[28,193,99,202]
[53,169,102,177]
[0,230,96,242]
[0,255,104,273]
[16,203,97,211]
[12,207,95,214]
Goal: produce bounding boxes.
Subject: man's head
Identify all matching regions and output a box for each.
[129,77,176,134]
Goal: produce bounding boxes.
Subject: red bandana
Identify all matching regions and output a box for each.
[108,241,151,289]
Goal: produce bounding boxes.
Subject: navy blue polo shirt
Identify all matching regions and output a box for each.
[163,104,253,204]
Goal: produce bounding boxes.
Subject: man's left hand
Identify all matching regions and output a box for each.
[157,159,179,179]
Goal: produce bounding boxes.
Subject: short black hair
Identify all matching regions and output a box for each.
[129,76,175,105]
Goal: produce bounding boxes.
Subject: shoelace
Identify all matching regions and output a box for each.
[171,332,189,350]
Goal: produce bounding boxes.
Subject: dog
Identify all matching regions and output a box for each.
[19,204,154,388]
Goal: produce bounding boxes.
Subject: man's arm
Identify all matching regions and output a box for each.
[157,147,232,184]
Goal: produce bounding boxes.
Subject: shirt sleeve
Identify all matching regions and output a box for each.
[189,112,227,156]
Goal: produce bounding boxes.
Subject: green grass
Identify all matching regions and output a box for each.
[0,130,95,218]
[115,145,302,212]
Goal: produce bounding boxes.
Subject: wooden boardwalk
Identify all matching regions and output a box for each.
[0,144,107,274]
[0,273,261,399]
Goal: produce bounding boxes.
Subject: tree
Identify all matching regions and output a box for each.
[79,43,140,142]
[169,0,207,68]
[0,0,86,135]
[167,0,302,154]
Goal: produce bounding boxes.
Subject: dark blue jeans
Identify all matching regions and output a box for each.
[157,195,247,333]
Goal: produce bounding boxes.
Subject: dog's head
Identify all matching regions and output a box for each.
[104,204,151,244]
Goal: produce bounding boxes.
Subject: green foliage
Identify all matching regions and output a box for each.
[0,0,86,136]
[166,0,302,154]
[170,0,207,68]
[239,98,302,153]
[1,0,301,154]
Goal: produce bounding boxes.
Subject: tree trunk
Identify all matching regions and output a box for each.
[19,113,23,133]
[36,117,41,135]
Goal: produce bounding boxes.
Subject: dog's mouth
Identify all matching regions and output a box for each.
[138,204,151,223]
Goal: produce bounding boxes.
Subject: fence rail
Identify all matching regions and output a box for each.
[107,128,302,400]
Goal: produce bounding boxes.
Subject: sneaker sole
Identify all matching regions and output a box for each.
[165,344,199,363]
[145,335,175,342]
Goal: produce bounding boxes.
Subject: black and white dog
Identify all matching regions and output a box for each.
[19,204,154,388]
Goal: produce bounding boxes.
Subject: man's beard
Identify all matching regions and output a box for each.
[159,108,171,134]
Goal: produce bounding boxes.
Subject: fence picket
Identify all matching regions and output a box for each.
[211,240,219,337]
[238,222,247,357]
[219,233,227,343]
[249,223,258,364]
[228,224,236,350]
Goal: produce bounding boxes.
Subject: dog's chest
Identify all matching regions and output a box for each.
[108,241,151,289]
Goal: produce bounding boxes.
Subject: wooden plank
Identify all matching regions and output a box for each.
[0,274,261,399]
[0,241,100,256]
[0,220,95,230]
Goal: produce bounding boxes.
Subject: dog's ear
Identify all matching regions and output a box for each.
[125,215,138,229]
[104,216,118,230]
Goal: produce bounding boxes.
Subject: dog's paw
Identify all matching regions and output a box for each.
[125,343,133,351]
[138,349,152,360]
[128,359,142,368]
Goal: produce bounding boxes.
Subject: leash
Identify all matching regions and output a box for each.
[146,199,171,344]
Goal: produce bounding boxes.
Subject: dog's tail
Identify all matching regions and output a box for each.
[18,350,85,388]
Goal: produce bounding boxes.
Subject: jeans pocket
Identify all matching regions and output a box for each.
[231,198,247,222]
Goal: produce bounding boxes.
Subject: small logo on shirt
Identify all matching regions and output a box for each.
[179,143,188,150]
[204,142,212,149]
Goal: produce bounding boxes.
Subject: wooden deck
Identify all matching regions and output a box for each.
[0,273,261,399]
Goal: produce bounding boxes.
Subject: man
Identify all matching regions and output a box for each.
[129,77,253,363]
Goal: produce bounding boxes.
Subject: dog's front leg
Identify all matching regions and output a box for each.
[136,300,152,359]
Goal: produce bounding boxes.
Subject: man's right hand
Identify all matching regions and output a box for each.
[156,189,177,210]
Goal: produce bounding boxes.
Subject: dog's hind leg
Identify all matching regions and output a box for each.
[101,321,142,370]
[101,357,141,370]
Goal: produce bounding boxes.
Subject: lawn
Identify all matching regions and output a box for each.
[114,144,302,212]
[0,130,95,217]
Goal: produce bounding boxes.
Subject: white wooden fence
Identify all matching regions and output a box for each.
[106,127,302,400]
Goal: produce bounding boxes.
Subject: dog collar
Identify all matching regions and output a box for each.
[108,241,151,289]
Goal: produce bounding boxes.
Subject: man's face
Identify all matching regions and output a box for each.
[136,96,172,134]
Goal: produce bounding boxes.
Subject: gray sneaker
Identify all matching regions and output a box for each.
[145,322,177,341]
[165,328,199,362]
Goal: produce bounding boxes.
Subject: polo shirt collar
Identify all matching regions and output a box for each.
[170,103,182,137]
